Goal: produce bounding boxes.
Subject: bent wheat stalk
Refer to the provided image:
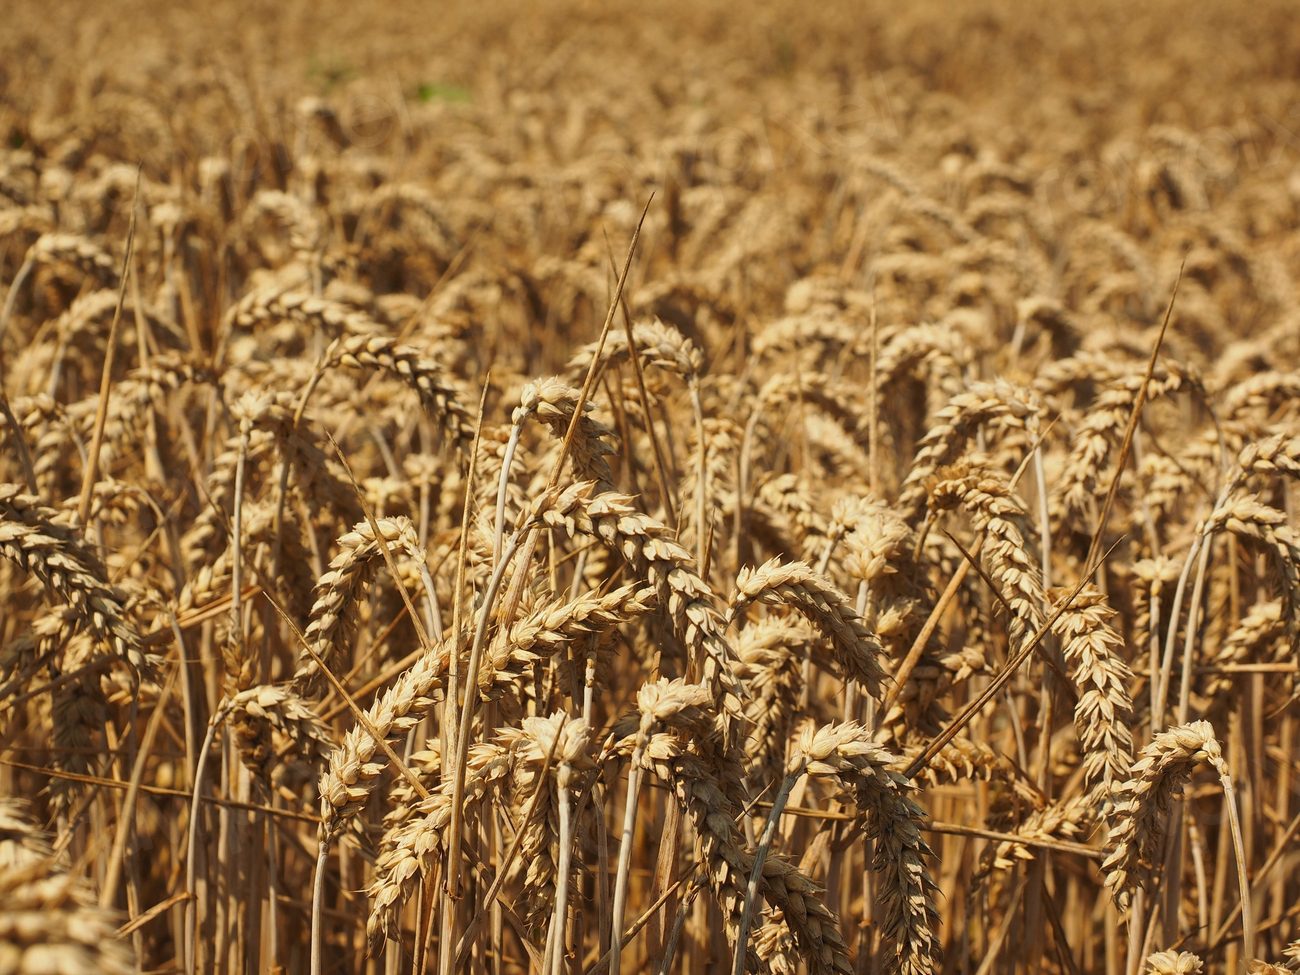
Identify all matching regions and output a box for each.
[1102,721,1253,959]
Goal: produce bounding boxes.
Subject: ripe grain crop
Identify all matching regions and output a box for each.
[1,0,1298,972]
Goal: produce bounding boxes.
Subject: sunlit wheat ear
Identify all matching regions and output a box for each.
[801,410,875,480]
[1143,950,1204,974]
[873,321,970,417]
[365,741,512,945]
[746,372,866,458]
[680,414,738,551]
[1280,940,1300,972]
[540,482,748,743]
[895,380,1039,522]
[318,545,633,837]
[1102,720,1247,927]
[1207,492,1300,638]
[1248,962,1293,975]
[319,333,475,447]
[863,155,978,240]
[5,394,71,493]
[1055,364,1200,520]
[244,189,325,259]
[227,288,386,343]
[0,485,156,681]
[637,730,853,975]
[177,498,311,637]
[0,861,138,974]
[479,584,654,702]
[752,307,866,366]
[974,793,1092,886]
[904,735,1019,793]
[608,678,717,975]
[1218,370,1300,431]
[0,232,119,340]
[927,464,1045,657]
[31,232,121,284]
[1203,598,1285,712]
[502,713,595,942]
[291,515,430,694]
[373,742,443,865]
[0,804,135,974]
[0,800,49,868]
[1046,585,1134,807]
[564,317,702,388]
[740,374,866,499]
[610,687,834,972]
[514,376,619,485]
[736,621,817,778]
[316,634,456,837]
[752,473,832,557]
[839,496,919,600]
[1226,431,1300,489]
[182,395,356,567]
[792,722,940,975]
[728,557,887,699]
[46,289,137,377]
[226,683,332,786]
[1131,555,1181,664]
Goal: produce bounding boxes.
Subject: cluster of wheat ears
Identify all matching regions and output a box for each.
[1,0,1298,973]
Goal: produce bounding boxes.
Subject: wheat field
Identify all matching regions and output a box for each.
[0,1,1298,973]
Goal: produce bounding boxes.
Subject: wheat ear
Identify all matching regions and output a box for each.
[0,484,156,681]
[1102,721,1253,957]
[728,558,887,699]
